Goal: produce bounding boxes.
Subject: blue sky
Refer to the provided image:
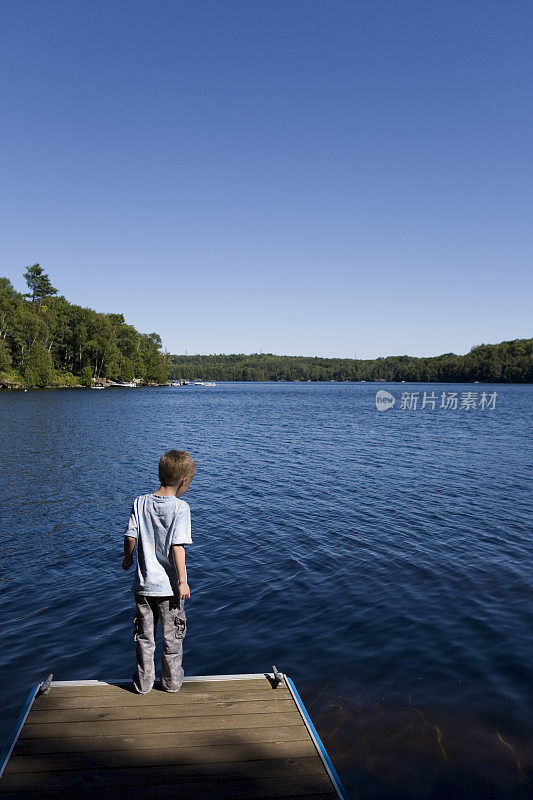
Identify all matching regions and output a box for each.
[1,0,531,359]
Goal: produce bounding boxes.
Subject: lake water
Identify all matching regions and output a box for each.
[0,382,531,798]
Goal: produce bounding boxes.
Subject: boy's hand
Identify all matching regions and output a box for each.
[122,557,133,570]
[179,582,191,600]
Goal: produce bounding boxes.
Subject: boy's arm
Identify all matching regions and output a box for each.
[171,545,190,599]
[122,536,135,570]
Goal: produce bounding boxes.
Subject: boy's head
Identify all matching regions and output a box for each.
[158,450,196,494]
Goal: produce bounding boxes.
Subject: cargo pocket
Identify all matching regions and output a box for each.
[174,610,186,640]
[133,616,139,642]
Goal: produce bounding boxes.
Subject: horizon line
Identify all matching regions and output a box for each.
[167,336,531,362]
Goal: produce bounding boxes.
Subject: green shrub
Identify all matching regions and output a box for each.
[0,368,24,386]
[51,370,80,387]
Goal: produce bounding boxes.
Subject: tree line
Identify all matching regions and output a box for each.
[2,266,530,387]
[169,339,532,383]
[0,266,169,387]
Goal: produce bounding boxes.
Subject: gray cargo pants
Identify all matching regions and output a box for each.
[132,594,186,694]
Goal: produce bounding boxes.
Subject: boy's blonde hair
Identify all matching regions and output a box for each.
[158,450,196,486]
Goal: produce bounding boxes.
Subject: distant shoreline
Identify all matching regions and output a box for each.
[2,336,531,389]
[167,339,532,383]
[2,379,531,391]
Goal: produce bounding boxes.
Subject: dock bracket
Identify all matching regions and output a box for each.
[271,665,284,688]
[38,674,54,695]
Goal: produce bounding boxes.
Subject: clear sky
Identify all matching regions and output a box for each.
[1,0,531,359]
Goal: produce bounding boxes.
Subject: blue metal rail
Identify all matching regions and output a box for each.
[284,674,351,800]
[0,682,41,780]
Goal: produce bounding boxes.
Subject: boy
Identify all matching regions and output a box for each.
[122,450,195,694]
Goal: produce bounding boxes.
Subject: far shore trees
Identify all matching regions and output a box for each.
[168,339,532,383]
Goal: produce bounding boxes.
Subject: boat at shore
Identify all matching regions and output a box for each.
[168,380,216,387]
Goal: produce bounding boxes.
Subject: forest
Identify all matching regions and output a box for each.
[169,339,532,383]
[0,266,169,387]
[1,266,531,388]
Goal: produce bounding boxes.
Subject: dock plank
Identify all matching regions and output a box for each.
[21,710,303,739]
[14,724,313,755]
[1,755,326,790]
[0,771,333,798]
[47,679,274,696]
[5,740,318,773]
[34,688,291,710]
[0,792,339,800]
[28,698,296,723]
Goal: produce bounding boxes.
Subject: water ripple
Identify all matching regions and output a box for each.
[0,382,531,799]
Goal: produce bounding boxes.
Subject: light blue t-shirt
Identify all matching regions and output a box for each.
[124,493,192,596]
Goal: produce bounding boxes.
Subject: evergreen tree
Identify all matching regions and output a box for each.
[80,365,93,387]
[23,342,55,387]
[23,264,58,304]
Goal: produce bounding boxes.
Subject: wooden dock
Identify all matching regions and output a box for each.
[0,673,348,799]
